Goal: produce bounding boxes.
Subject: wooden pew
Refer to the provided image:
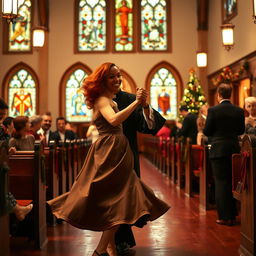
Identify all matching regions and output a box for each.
[71,140,78,181]
[56,142,66,195]
[0,140,10,256]
[44,141,58,225]
[8,141,47,249]
[185,139,204,197]
[232,135,256,256]
[170,137,177,184]
[199,141,215,211]
[176,138,185,189]
[64,140,73,191]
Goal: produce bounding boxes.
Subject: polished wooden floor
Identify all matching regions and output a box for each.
[10,155,240,256]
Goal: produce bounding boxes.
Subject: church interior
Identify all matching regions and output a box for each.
[1,0,256,255]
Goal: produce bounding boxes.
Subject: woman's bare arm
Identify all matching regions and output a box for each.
[95,96,140,126]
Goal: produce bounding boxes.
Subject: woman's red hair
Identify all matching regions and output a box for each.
[82,62,116,109]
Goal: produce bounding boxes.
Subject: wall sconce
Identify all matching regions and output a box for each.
[32,27,46,48]
[196,52,207,67]
[220,23,235,51]
[253,0,256,23]
[2,0,18,23]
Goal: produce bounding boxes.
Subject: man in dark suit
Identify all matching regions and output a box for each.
[114,89,166,255]
[177,105,198,144]
[52,117,76,143]
[203,83,245,226]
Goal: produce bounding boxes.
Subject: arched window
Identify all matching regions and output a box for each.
[146,62,182,120]
[7,0,32,52]
[76,0,107,52]
[2,63,39,117]
[114,0,134,52]
[140,0,170,51]
[60,63,92,122]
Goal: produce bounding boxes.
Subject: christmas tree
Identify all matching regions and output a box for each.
[179,68,207,115]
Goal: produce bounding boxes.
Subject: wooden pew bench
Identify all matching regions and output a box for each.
[8,142,47,249]
[231,135,256,256]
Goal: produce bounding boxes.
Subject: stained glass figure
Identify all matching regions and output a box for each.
[8,69,36,117]
[115,0,133,51]
[66,69,92,122]
[150,67,177,119]
[9,0,32,52]
[78,0,106,51]
[141,0,168,51]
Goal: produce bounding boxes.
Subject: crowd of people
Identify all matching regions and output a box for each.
[1,60,255,255]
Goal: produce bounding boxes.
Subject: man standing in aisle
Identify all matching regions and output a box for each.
[203,83,245,226]
[114,88,165,255]
[38,112,55,146]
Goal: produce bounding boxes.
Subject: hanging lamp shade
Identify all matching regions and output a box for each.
[220,23,235,51]
[33,27,46,48]
[253,0,256,23]
[196,52,207,67]
[2,0,18,23]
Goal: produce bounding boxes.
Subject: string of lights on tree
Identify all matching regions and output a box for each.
[179,68,207,116]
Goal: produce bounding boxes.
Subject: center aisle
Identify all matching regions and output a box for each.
[10,155,240,256]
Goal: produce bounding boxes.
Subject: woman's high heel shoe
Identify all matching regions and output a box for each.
[94,250,109,256]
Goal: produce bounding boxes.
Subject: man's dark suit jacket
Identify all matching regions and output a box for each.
[52,130,76,143]
[177,112,198,144]
[203,100,245,159]
[114,90,166,176]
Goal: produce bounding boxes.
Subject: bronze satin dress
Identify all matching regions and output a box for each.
[48,106,170,231]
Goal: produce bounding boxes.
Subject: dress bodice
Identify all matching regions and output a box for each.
[93,105,122,136]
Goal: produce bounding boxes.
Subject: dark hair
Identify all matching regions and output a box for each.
[56,116,66,124]
[0,98,8,110]
[13,116,29,139]
[3,117,14,127]
[179,105,188,112]
[217,83,232,99]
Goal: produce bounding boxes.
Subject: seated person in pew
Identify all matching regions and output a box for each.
[28,115,43,140]
[0,98,33,221]
[9,116,35,151]
[196,104,209,145]
[244,96,256,134]
[52,116,76,143]
[2,117,14,140]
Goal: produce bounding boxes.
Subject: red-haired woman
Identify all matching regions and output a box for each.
[9,116,35,151]
[48,63,170,256]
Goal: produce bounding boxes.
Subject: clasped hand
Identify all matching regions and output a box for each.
[136,88,148,106]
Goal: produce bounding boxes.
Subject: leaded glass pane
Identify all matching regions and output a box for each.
[8,69,36,117]
[66,69,92,122]
[78,0,106,51]
[115,0,133,51]
[9,0,32,52]
[150,68,177,119]
[141,0,168,51]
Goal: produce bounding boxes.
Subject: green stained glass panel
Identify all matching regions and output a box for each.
[150,68,177,119]
[115,0,133,51]
[141,0,168,51]
[78,0,106,51]
[66,69,92,122]
[9,0,31,52]
[8,69,36,117]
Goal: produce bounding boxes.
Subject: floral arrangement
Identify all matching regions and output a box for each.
[212,62,249,86]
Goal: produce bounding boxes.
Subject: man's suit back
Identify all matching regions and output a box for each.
[203,101,245,158]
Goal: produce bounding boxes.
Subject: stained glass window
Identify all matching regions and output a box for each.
[115,0,133,51]
[150,68,177,120]
[141,0,168,51]
[8,69,36,117]
[78,0,106,51]
[66,69,92,122]
[8,0,32,52]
